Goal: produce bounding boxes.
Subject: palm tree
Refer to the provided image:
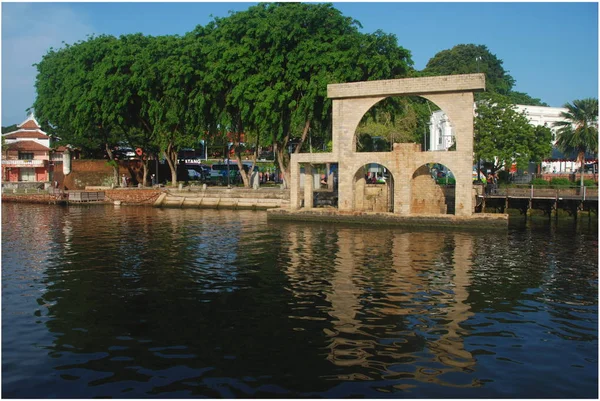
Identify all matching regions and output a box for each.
[553,98,598,189]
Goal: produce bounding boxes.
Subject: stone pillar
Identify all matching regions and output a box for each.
[290,157,301,209]
[304,164,314,209]
[338,166,354,212]
[423,92,475,216]
[395,173,411,215]
[354,168,365,211]
[62,149,71,175]
[326,163,334,191]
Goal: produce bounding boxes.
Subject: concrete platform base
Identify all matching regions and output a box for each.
[267,208,508,229]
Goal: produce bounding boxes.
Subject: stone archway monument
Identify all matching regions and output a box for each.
[287,73,487,220]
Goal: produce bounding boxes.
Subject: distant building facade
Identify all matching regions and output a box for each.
[427,103,589,174]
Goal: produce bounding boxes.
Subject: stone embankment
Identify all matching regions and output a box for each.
[154,187,290,209]
[267,208,509,229]
[2,186,289,209]
[2,188,163,206]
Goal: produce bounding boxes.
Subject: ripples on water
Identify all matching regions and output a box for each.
[2,203,597,398]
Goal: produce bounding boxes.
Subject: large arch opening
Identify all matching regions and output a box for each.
[299,163,338,208]
[354,96,457,153]
[352,163,394,212]
[411,163,456,215]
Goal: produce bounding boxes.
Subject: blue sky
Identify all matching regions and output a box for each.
[2,2,598,126]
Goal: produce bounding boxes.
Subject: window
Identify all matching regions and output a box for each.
[18,152,34,160]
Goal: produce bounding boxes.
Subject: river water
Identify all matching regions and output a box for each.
[1,203,597,398]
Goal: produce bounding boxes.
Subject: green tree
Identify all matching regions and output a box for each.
[33,35,124,185]
[422,44,546,106]
[137,34,202,185]
[2,124,18,134]
[474,94,552,173]
[506,91,548,107]
[196,3,412,187]
[423,44,515,95]
[553,98,599,188]
[356,97,420,150]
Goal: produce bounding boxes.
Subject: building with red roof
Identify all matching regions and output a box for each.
[2,114,65,183]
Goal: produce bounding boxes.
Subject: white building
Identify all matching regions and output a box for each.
[428,104,583,173]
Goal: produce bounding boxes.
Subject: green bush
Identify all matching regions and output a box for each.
[531,178,549,186]
[549,178,572,187]
[436,177,456,185]
[583,179,598,187]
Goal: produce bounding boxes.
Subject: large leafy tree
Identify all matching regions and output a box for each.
[33,35,125,185]
[474,94,553,173]
[553,98,599,188]
[422,44,547,106]
[196,3,412,187]
[423,44,515,95]
[33,3,414,188]
[139,34,202,185]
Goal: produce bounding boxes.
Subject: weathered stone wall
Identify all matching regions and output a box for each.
[290,73,486,217]
[411,165,447,214]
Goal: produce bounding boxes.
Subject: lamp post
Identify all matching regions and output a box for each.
[226,143,232,187]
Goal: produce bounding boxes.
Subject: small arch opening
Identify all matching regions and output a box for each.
[411,163,456,215]
[352,163,394,212]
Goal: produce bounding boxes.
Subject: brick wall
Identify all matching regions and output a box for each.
[54,160,153,190]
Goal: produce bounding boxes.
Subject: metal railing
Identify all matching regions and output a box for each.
[485,185,598,201]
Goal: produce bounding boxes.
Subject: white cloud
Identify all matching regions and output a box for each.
[1,3,96,125]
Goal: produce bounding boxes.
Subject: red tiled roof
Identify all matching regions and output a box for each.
[17,115,41,130]
[19,120,41,130]
[3,130,49,139]
[6,140,50,151]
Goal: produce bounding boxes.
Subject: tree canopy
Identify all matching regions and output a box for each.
[474,93,553,172]
[32,4,560,187]
[32,2,412,187]
[554,98,598,187]
[422,44,547,106]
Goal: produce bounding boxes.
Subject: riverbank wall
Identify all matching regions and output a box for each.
[1,187,289,209]
[2,188,163,206]
[154,187,290,209]
[267,208,509,229]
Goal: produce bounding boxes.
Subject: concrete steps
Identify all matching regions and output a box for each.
[154,190,289,210]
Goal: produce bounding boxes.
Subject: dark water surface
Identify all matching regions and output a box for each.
[2,203,597,398]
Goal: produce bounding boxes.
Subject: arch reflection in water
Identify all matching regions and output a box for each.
[283,224,477,388]
[2,205,596,398]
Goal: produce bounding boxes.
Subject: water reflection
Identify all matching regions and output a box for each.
[282,224,478,389]
[2,204,597,398]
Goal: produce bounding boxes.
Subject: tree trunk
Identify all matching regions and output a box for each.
[141,157,149,187]
[164,142,178,186]
[579,150,585,189]
[294,120,311,154]
[105,143,119,186]
[232,143,250,188]
[275,141,290,188]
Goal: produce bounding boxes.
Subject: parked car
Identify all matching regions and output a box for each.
[187,169,202,180]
